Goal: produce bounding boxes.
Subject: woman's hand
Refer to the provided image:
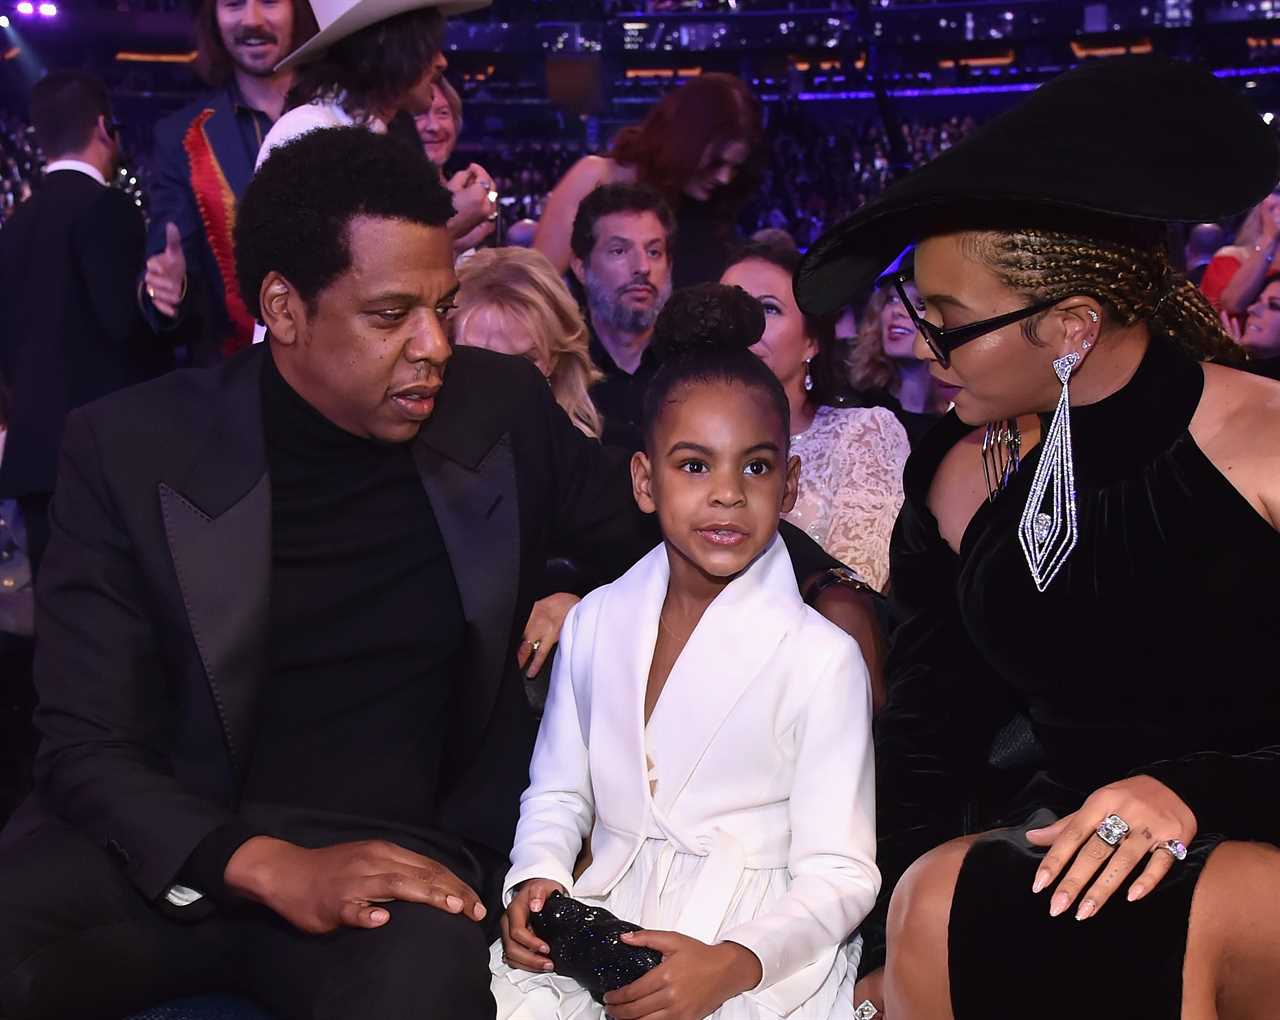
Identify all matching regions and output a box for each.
[852,967,886,1018]
[1220,309,1242,343]
[499,878,566,973]
[1026,774,1197,921]
[603,931,762,1020]
[518,593,580,677]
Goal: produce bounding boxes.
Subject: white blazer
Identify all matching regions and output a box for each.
[504,535,880,1016]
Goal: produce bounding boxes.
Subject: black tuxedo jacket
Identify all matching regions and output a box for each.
[9,344,658,905]
[0,169,161,497]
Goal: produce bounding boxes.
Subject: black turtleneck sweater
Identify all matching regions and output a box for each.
[184,353,465,894]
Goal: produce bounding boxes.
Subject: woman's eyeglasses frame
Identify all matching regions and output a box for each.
[890,270,1064,369]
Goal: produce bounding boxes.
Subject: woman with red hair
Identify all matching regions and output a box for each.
[534,73,764,288]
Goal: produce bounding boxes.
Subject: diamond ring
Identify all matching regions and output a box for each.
[1095,814,1130,847]
[853,1001,879,1020]
[1153,838,1187,861]
[529,638,542,653]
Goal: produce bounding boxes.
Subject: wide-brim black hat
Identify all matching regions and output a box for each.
[795,56,1280,316]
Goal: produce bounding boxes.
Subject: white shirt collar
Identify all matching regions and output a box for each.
[45,160,106,186]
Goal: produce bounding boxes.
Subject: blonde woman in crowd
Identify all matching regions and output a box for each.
[847,278,957,446]
[453,247,605,680]
[453,246,603,439]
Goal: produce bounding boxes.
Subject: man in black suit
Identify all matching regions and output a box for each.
[0,71,158,575]
[0,126,854,1019]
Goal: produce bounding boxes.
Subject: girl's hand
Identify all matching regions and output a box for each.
[499,878,566,973]
[603,931,762,1019]
[1026,775,1196,921]
[518,593,580,677]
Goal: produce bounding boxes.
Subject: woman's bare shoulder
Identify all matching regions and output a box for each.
[1192,362,1280,527]
[558,155,626,195]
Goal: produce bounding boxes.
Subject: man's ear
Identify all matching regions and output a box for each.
[570,255,587,288]
[260,271,301,345]
[631,450,656,514]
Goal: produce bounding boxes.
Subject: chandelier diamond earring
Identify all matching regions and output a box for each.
[1018,351,1081,591]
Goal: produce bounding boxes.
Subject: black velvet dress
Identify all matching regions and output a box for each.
[874,337,1280,1016]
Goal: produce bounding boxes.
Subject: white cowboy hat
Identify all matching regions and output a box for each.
[276,0,491,72]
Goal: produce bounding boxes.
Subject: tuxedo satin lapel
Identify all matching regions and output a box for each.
[591,544,668,830]
[413,433,520,746]
[161,477,270,774]
[160,347,271,775]
[647,537,804,816]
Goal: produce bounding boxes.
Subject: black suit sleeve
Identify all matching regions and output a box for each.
[532,366,657,579]
[32,409,238,901]
[72,190,148,345]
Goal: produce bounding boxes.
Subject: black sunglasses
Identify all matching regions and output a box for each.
[891,271,1063,369]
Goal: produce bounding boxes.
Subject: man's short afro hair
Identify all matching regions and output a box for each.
[235,126,456,318]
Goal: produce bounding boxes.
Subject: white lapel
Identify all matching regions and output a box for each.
[589,543,669,832]
[646,536,806,817]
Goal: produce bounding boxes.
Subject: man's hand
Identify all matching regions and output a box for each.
[446,162,498,242]
[498,877,566,972]
[144,222,186,318]
[603,931,762,1020]
[223,835,487,935]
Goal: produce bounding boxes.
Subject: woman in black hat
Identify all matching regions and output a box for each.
[795,57,1280,1018]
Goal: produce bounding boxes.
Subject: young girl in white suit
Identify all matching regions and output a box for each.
[490,284,879,1020]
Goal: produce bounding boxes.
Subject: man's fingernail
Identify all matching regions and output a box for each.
[446,895,463,910]
[1127,884,1144,902]
[1075,899,1095,921]
[1032,869,1050,894]
[1049,892,1070,917]
[370,909,388,924]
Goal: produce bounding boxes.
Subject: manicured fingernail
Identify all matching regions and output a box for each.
[530,899,542,911]
[446,895,463,911]
[1049,892,1070,917]
[1032,869,1050,894]
[540,944,550,954]
[370,908,388,924]
[1127,884,1144,902]
[473,903,487,919]
[542,961,553,971]
[1075,899,1095,921]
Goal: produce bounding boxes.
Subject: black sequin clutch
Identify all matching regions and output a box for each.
[528,891,663,1003]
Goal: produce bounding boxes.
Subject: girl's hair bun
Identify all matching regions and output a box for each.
[650,283,765,362]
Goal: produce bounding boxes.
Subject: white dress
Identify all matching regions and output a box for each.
[488,538,877,1020]
[488,813,862,1020]
[784,405,909,592]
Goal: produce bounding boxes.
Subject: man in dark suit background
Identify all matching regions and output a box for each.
[0,70,155,576]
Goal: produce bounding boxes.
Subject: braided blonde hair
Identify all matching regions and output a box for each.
[963,225,1242,363]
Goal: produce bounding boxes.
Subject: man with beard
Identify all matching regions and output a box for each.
[139,0,315,365]
[568,183,675,450]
